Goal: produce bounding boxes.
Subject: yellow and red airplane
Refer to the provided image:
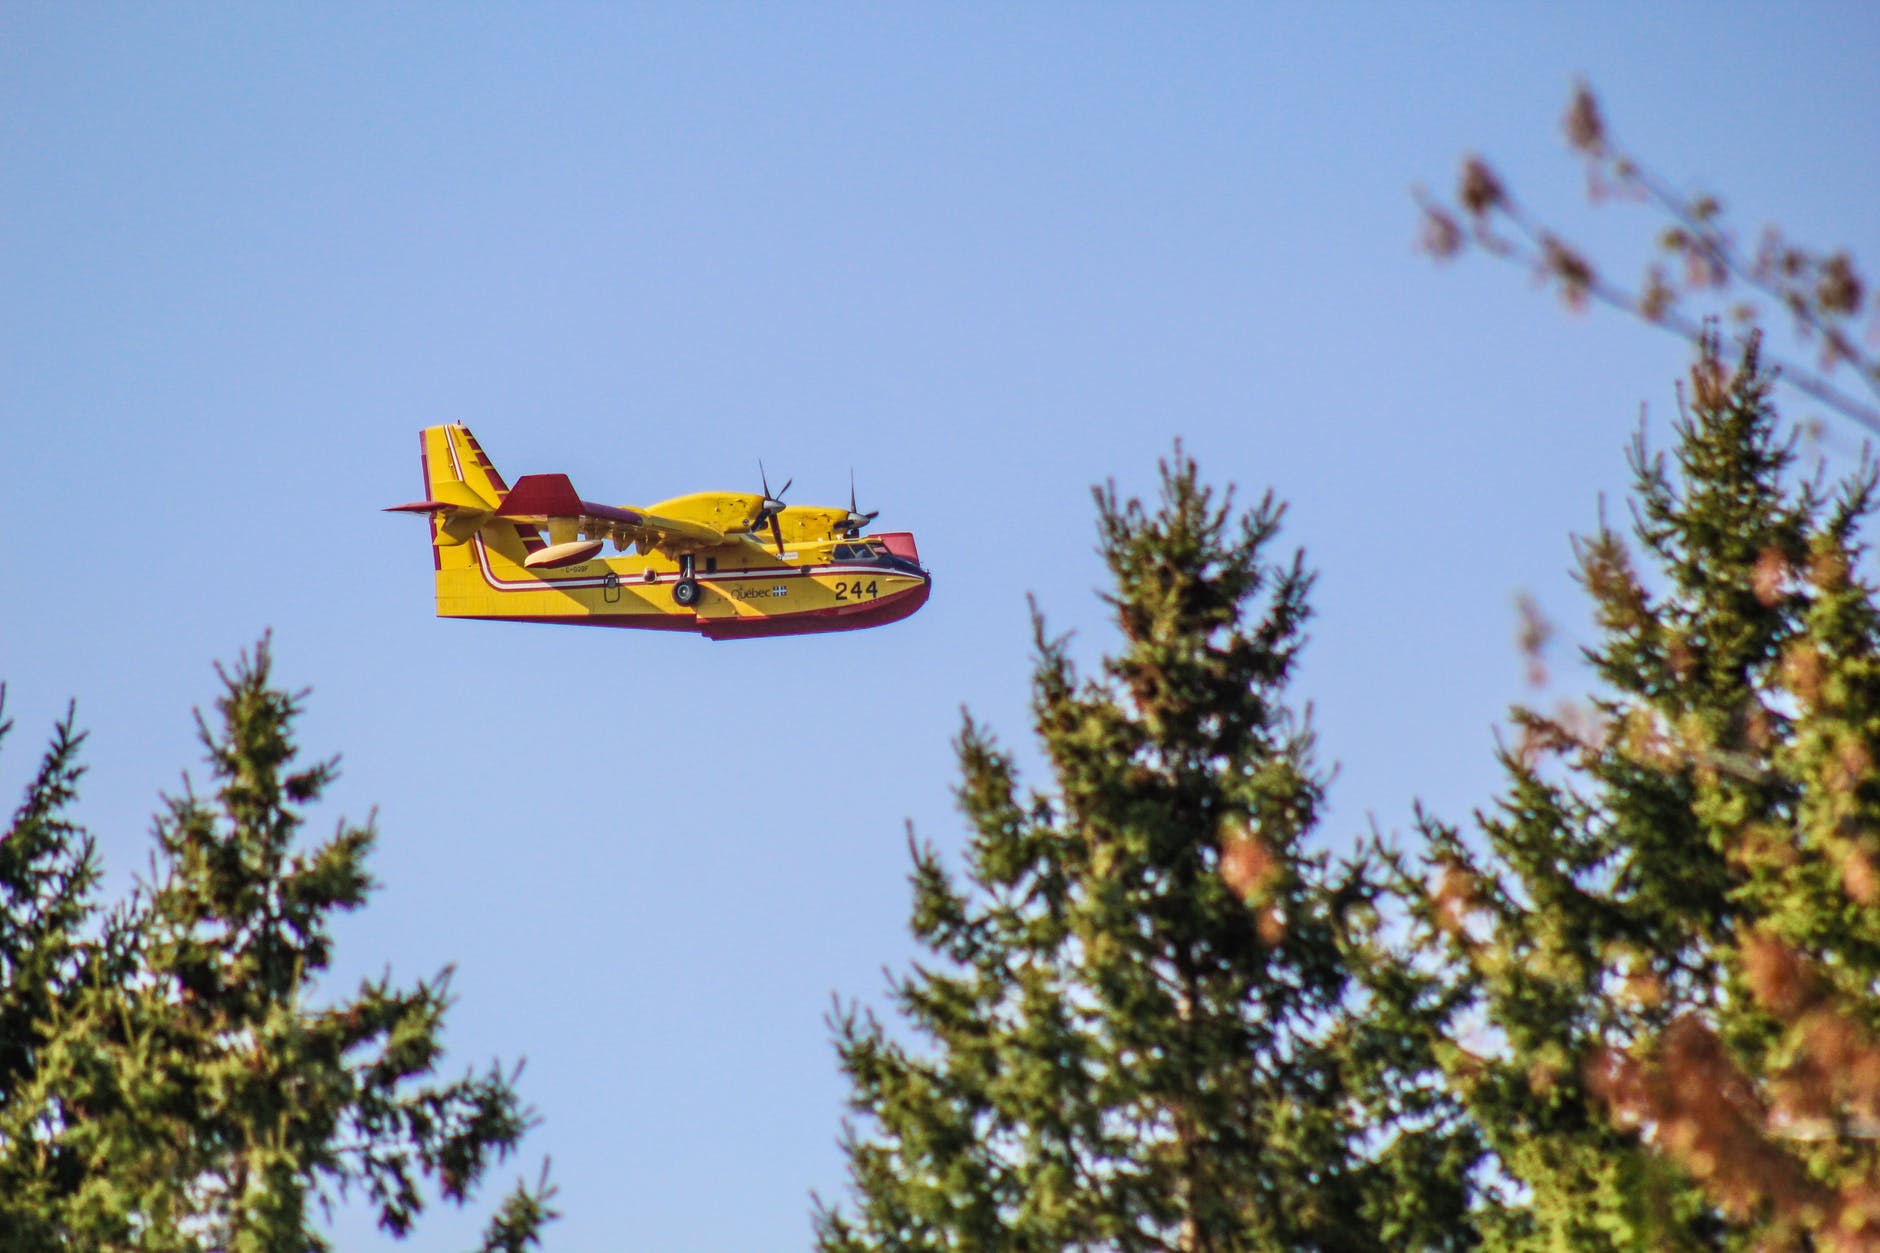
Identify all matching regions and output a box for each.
[388,424,931,640]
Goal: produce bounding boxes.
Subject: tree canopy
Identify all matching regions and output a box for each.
[1391,332,1880,1250]
[0,639,554,1252]
[823,331,1880,1252]
[817,456,1478,1252]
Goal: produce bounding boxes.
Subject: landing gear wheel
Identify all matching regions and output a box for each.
[672,578,702,607]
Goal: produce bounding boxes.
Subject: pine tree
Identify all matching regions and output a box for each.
[816,453,1479,1252]
[1394,333,1880,1249]
[0,639,555,1251]
[0,694,108,1234]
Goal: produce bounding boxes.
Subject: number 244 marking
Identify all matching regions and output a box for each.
[833,580,879,602]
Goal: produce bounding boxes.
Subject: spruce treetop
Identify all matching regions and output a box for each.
[820,450,1477,1253]
[0,638,555,1252]
[1399,333,1880,1249]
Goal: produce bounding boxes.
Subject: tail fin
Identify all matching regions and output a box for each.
[389,425,544,571]
[422,424,509,513]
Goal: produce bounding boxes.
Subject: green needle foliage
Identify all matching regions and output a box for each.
[0,638,554,1252]
[817,453,1478,1252]
[1392,333,1880,1250]
[0,697,105,1213]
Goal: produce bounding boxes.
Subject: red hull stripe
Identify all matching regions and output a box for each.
[449,580,931,640]
[469,535,908,592]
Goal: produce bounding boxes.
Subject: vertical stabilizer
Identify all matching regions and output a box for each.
[390,426,548,622]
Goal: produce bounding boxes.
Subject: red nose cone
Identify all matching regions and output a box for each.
[875,531,920,564]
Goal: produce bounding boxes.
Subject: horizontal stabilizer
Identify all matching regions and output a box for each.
[385,476,494,515]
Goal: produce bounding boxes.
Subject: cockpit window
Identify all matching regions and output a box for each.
[833,543,857,561]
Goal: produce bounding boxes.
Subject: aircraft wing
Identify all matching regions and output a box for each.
[495,474,727,548]
[625,510,726,546]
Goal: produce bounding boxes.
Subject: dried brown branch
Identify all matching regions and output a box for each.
[1419,83,1880,434]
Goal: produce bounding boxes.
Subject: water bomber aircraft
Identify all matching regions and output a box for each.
[388,424,930,640]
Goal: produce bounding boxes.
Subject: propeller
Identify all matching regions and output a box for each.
[840,469,879,539]
[755,462,792,554]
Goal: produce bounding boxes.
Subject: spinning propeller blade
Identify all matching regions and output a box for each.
[757,461,792,554]
[842,469,880,538]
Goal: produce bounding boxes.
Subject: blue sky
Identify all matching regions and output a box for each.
[5,5,1878,1249]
